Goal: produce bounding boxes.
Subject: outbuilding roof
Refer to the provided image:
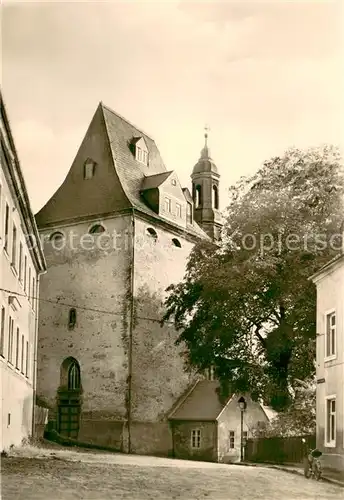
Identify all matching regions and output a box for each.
[169,380,224,421]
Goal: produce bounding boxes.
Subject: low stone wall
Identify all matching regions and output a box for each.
[44,416,173,457]
[130,421,172,456]
[78,420,125,451]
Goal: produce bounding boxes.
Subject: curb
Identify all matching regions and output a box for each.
[228,462,344,488]
[266,464,344,488]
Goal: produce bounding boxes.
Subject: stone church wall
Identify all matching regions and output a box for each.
[129,216,197,454]
[37,214,132,428]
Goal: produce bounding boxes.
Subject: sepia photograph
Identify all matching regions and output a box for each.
[0,0,343,498]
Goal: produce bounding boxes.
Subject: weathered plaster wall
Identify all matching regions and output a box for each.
[37,214,132,422]
[131,217,196,423]
[171,420,217,462]
[315,262,344,472]
[217,394,268,463]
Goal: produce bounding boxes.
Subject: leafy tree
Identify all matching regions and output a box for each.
[163,146,344,411]
[252,381,316,437]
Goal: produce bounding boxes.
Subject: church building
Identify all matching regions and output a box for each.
[35,103,222,455]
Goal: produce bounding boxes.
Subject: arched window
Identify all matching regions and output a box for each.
[60,357,81,392]
[68,308,76,329]
[50,231,65,243]
[89,224,105,234]
[146,227,158,241]
[172,238,181,248]
[68,361,81,390]
[213,185,219,209]
[195,185,202,208]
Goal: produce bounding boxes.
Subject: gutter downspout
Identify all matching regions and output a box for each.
[31,269,46,440]
[127,208,135,453]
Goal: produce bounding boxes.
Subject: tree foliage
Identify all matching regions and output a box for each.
[252,382,316,437]
[163,146,344,410]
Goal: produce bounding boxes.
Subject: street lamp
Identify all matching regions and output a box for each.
[238,396,247,462]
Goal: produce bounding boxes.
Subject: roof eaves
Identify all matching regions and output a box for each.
[309,253,344,282]
[260,404,278,422]
[168,380,200,420]
[1,91,46,273]
[215,393,235,421]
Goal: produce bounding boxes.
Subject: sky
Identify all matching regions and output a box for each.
[2,0,344,213]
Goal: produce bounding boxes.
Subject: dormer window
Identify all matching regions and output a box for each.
[133,137,148,165]
[84,159,96,179]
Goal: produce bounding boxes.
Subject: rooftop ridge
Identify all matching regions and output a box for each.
[101,102,154,141]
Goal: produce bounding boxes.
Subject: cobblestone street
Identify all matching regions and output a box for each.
[1,447,342,499]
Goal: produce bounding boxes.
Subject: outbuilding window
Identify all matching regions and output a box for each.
[191,429,201,449]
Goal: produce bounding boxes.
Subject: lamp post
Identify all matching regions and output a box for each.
[238,396,247,462]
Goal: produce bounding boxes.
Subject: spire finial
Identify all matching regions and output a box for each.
[201,124,211,159]
[204,124,210,146]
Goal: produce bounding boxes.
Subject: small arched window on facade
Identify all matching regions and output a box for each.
[213,185,219,209]
[146,227,158,241]
[89,224,105,234]
[172,238,181,248]
[195,185,202,208]
[68,308,76,329]
[68,360,81,390]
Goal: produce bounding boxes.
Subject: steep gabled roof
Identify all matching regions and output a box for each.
[36,102,210,240]
[102,104,209,240]
[168,380,224,421]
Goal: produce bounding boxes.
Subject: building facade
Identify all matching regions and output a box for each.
[311,253,344,475]
[35,103,221,455]
[0,93,46,451]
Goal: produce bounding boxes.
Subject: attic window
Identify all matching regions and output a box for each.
[89,224,105,234]
[171,179,176,186]
[146,227,158,240]
[84,159,96,179]
[172,238,181,248]
[136,146,148,165]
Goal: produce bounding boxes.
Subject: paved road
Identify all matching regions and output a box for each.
[2,447,342,499]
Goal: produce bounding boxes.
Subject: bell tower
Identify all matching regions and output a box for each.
[191,127,222,241]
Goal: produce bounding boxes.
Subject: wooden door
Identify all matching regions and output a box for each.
[58,396,81,439]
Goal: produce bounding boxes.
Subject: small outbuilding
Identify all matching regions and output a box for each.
[168,380,274,462]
